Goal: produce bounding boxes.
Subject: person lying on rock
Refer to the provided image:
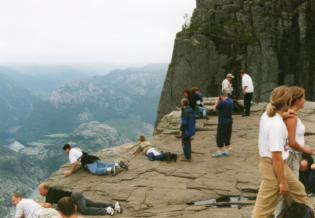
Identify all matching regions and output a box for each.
[130,135,177,161]
[38,183,121,216]
[11,192,61,218]
[62,144,128,176]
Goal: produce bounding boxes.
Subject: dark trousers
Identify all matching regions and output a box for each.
[182,137,191,159]
[309,171,315,193]
[72,192,114,215]
[147,152,168,161]
[216,122,232,147]
[244,92,253,115]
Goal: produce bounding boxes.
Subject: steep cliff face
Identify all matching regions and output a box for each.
[156,0,315,126]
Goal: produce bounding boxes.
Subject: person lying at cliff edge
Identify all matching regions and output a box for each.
[130,135,177,161]
[62,144,128,176]
[38,183,121,216]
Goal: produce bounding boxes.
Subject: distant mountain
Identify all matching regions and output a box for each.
[0,65,91,99]
[0,73,38,136]
[16,64,167,142]
[0,145,45,218]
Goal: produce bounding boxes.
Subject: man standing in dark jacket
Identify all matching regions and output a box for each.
[179,98,195,161]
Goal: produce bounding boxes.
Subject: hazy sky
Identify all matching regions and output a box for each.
[0,0,195,65]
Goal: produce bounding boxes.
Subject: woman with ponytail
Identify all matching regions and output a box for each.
[252,86,311,218]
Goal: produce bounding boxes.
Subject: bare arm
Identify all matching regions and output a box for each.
[40,203,52,208]
[285,117,312,154]
[272,151,288,194]
[65,161,80,175]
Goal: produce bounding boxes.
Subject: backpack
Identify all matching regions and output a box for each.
[81,152,100,167]
[283,203,314,218]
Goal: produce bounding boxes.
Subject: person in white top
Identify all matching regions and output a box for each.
[274,86,313,218]
[252,86,311,218]
[12,192,60,218]
[130,136,177,161]
[221,73,234,95]
[240,70,254,116]
[62,144,128,176]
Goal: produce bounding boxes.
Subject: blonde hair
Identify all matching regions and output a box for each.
[266,86,291,117]
[289,86,305,106]
[139,135,146,142]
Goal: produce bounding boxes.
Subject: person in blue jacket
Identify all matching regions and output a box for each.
[212,91,233,157]
[179,98,195,161]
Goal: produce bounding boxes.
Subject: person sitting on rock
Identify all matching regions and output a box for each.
[11,192,61,218]
[38,183,121,216]
[212,91,233,157]
[192,87,207,119]
[130,136,177,161]
[179,98,195,161]
[57,197,81,218]
[62,144,128,176]
[300,153,315,195]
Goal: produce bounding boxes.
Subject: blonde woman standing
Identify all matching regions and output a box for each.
[252,86,311,218]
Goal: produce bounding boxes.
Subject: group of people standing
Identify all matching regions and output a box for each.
[253,86,315,218]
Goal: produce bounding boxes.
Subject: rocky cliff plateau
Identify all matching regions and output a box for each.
[41,98,315,217]
[156,0,315,126]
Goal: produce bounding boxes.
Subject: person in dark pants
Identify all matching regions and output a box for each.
[212,91,233,157]
[240,70,254,116]
[179,98,195,161]
[300,153,315,194]
[38,183,121,215]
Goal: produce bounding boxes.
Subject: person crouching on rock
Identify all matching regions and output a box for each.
[130,135,177,161]
[179,98,195,161]
[62,144,128,176]
[38,183,121,216]
[212,91,233,157]
[252,86,311,218]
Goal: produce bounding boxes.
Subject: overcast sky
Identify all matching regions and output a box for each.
[0,0,195,66]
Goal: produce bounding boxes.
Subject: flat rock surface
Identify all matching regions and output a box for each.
[43,108,315,217]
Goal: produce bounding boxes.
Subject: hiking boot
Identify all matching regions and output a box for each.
[172,153,177,162]
[118,161,128,171]
[105,207,114,215]
[114,202,122,213]
[180,157,191,162]
[166,152,171,161]
[111,166,121,176]
[212,151,223,158]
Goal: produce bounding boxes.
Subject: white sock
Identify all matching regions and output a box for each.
[107,167,112,172]
[115,163,119,166]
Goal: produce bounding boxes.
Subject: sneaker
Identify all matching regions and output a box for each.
[212,151,223,158]
[222,151,230,156]
[172,153,177,162]
[111,166,118,176]
[105,206,114,215]
[118,161,128,171]
[114,202,122,213]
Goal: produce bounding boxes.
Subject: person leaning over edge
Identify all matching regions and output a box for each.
[252,86,312,218]
[240,70,254,116]
[62,144,128,176]
[57,197,82,218]
[38,183,121,216]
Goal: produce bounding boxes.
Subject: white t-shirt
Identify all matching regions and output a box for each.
[69,148,83,164]
[290,117,305,153]
[258,112,289,160]
[146,148,161,156]
[222,78,233,94]
[242,74,254,93]
[15,199,43,218]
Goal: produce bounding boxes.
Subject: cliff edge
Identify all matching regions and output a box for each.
[155,0,315,126]
[42,99,315,217]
